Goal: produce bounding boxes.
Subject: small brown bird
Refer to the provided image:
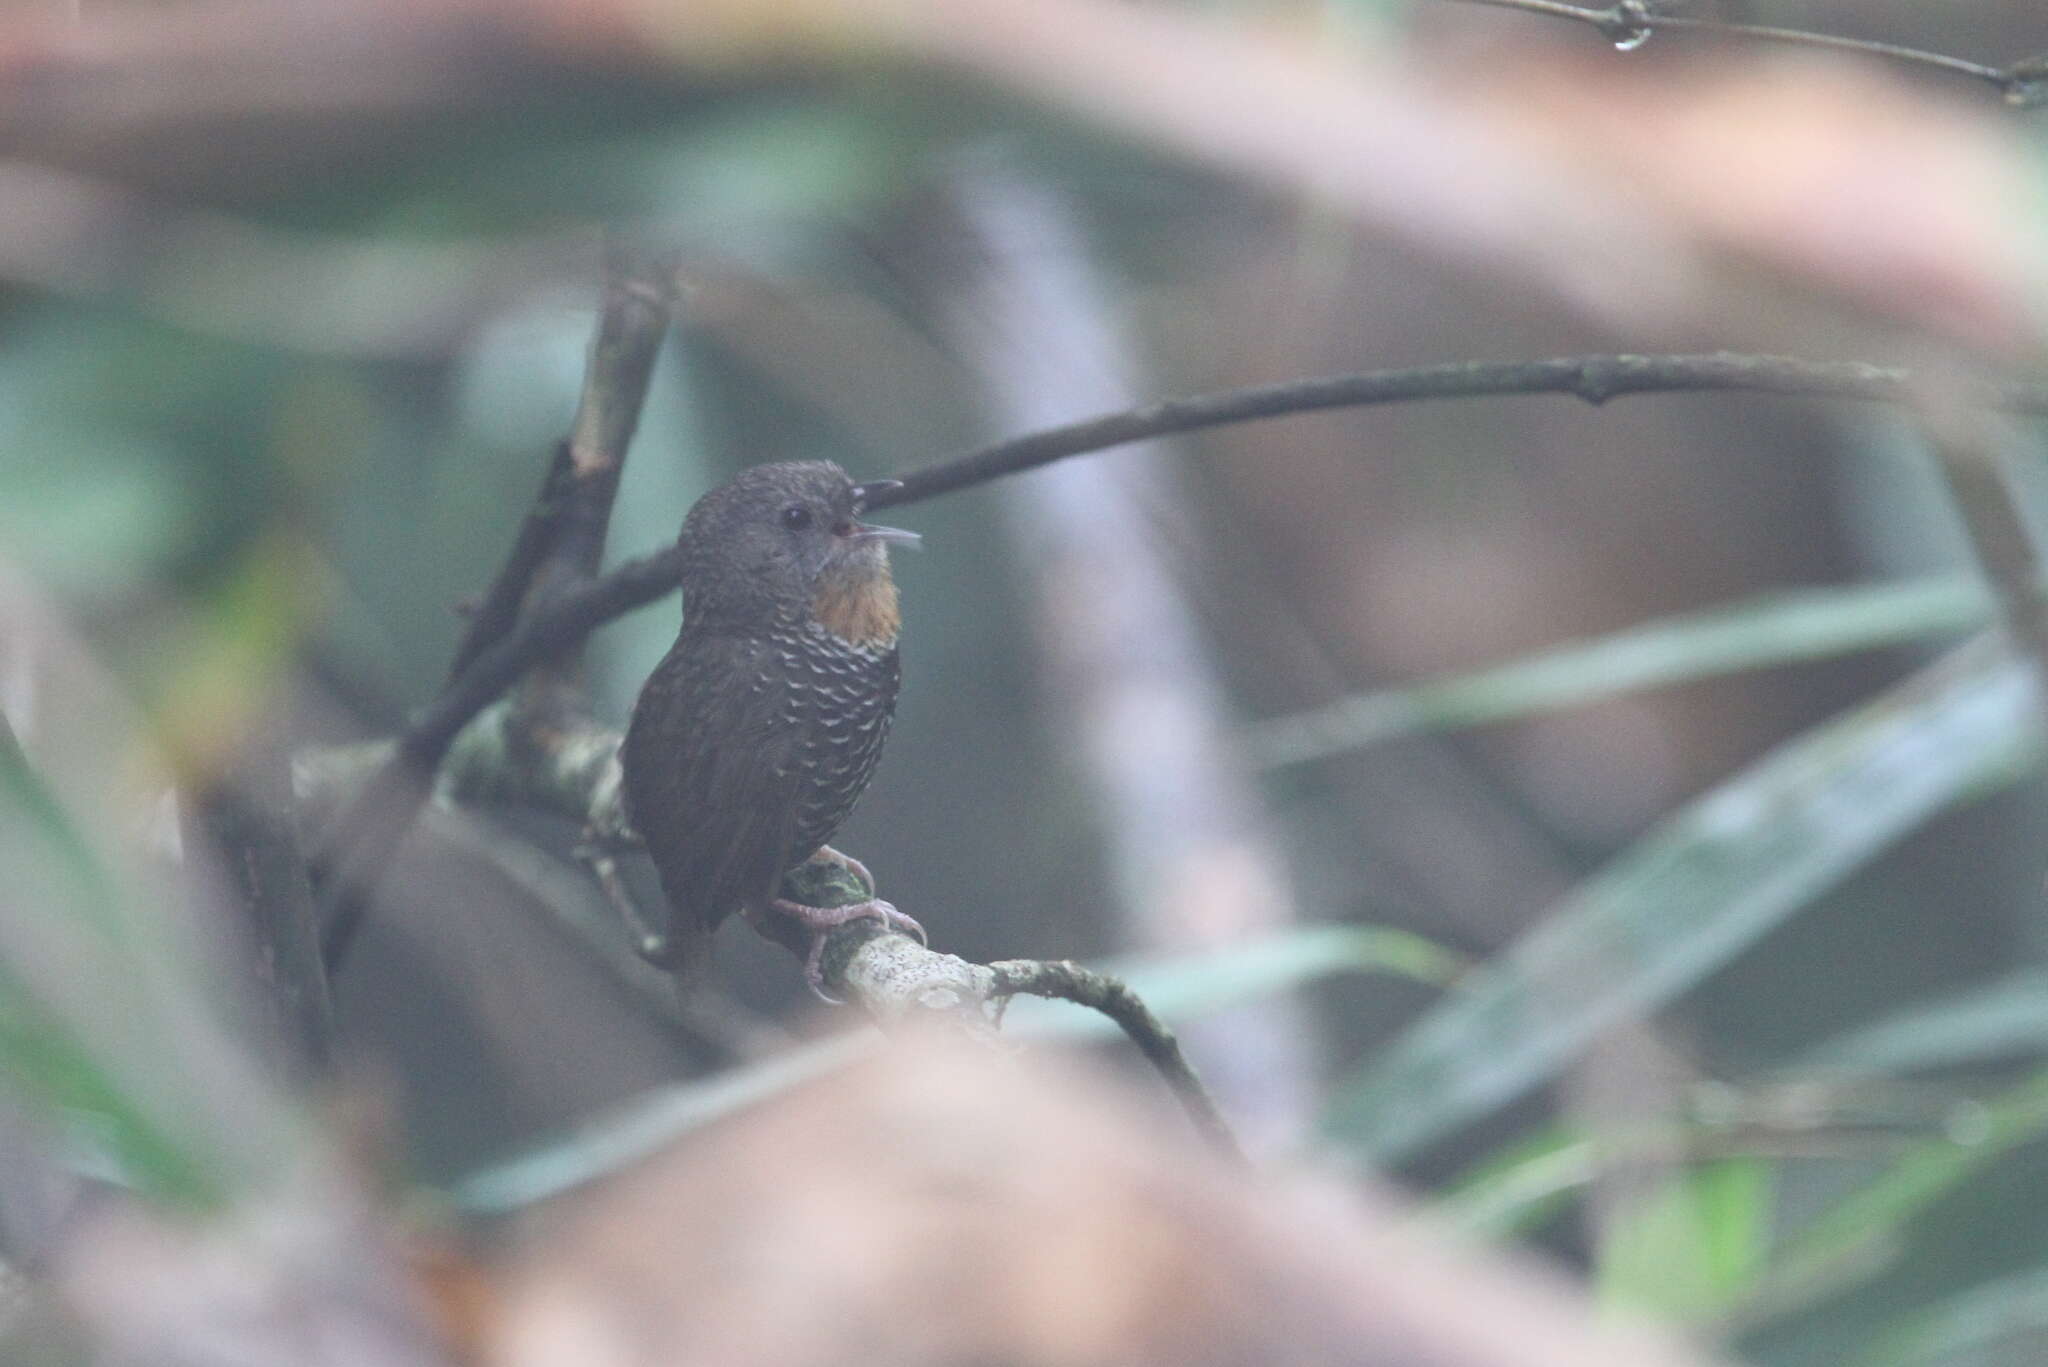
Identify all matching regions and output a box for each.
[621,461,924,995]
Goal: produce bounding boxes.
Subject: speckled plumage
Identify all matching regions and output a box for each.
[621,461,912,979]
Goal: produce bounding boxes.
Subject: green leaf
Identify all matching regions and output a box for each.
[1243,576,1990,770]
[1438,1123,1596,1239]
[1597,1158,1774,1321]
[0,702,310,1208]
[0,739,224,1205]
[1322,640,2039,1164]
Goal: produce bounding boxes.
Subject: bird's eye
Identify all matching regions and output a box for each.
[780,505,813,531]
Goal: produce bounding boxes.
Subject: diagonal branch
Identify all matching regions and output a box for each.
[452,240,676,686]
[445,445,577,684]
[1918,392,2048,728]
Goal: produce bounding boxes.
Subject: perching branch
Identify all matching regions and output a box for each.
[296,721,1251,1163]
[1449,0,2048,107]
[703,854,1247,1164]
[313,351,2048,973]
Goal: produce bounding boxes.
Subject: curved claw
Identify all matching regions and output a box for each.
[802,941,847,1005]
[877,902,928,947]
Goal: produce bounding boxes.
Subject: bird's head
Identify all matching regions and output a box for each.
[679,461,918,646]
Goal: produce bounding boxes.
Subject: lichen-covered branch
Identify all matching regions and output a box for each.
[988,958,1248,1166]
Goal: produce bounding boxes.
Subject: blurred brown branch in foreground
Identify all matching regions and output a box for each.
[33,1042,1737,1365]
[491,1040,1729,1367]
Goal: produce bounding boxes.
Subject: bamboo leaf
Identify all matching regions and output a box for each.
[1322,640,2039,1164]
[451,1035,874,1215]
[1244,576,1988,770]
[0,739,225,1205]
[0,713,302,1207]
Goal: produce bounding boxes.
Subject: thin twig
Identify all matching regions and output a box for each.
[1919,393,2048,729]
[445,445,576,683]
[1449,0,2048,107]
[866,354,2048,509]
[310,353,2048,969]
[988,958,1248,1166]
[319,247,677,972]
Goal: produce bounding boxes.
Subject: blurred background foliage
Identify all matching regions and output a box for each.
[2,0,2048,1362]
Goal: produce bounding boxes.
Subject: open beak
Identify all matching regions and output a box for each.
[852,522,922,549]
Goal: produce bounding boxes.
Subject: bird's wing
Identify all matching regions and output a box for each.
[622,630,807,951]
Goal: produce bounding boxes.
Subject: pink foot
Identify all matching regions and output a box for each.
[767,897,928,1002]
